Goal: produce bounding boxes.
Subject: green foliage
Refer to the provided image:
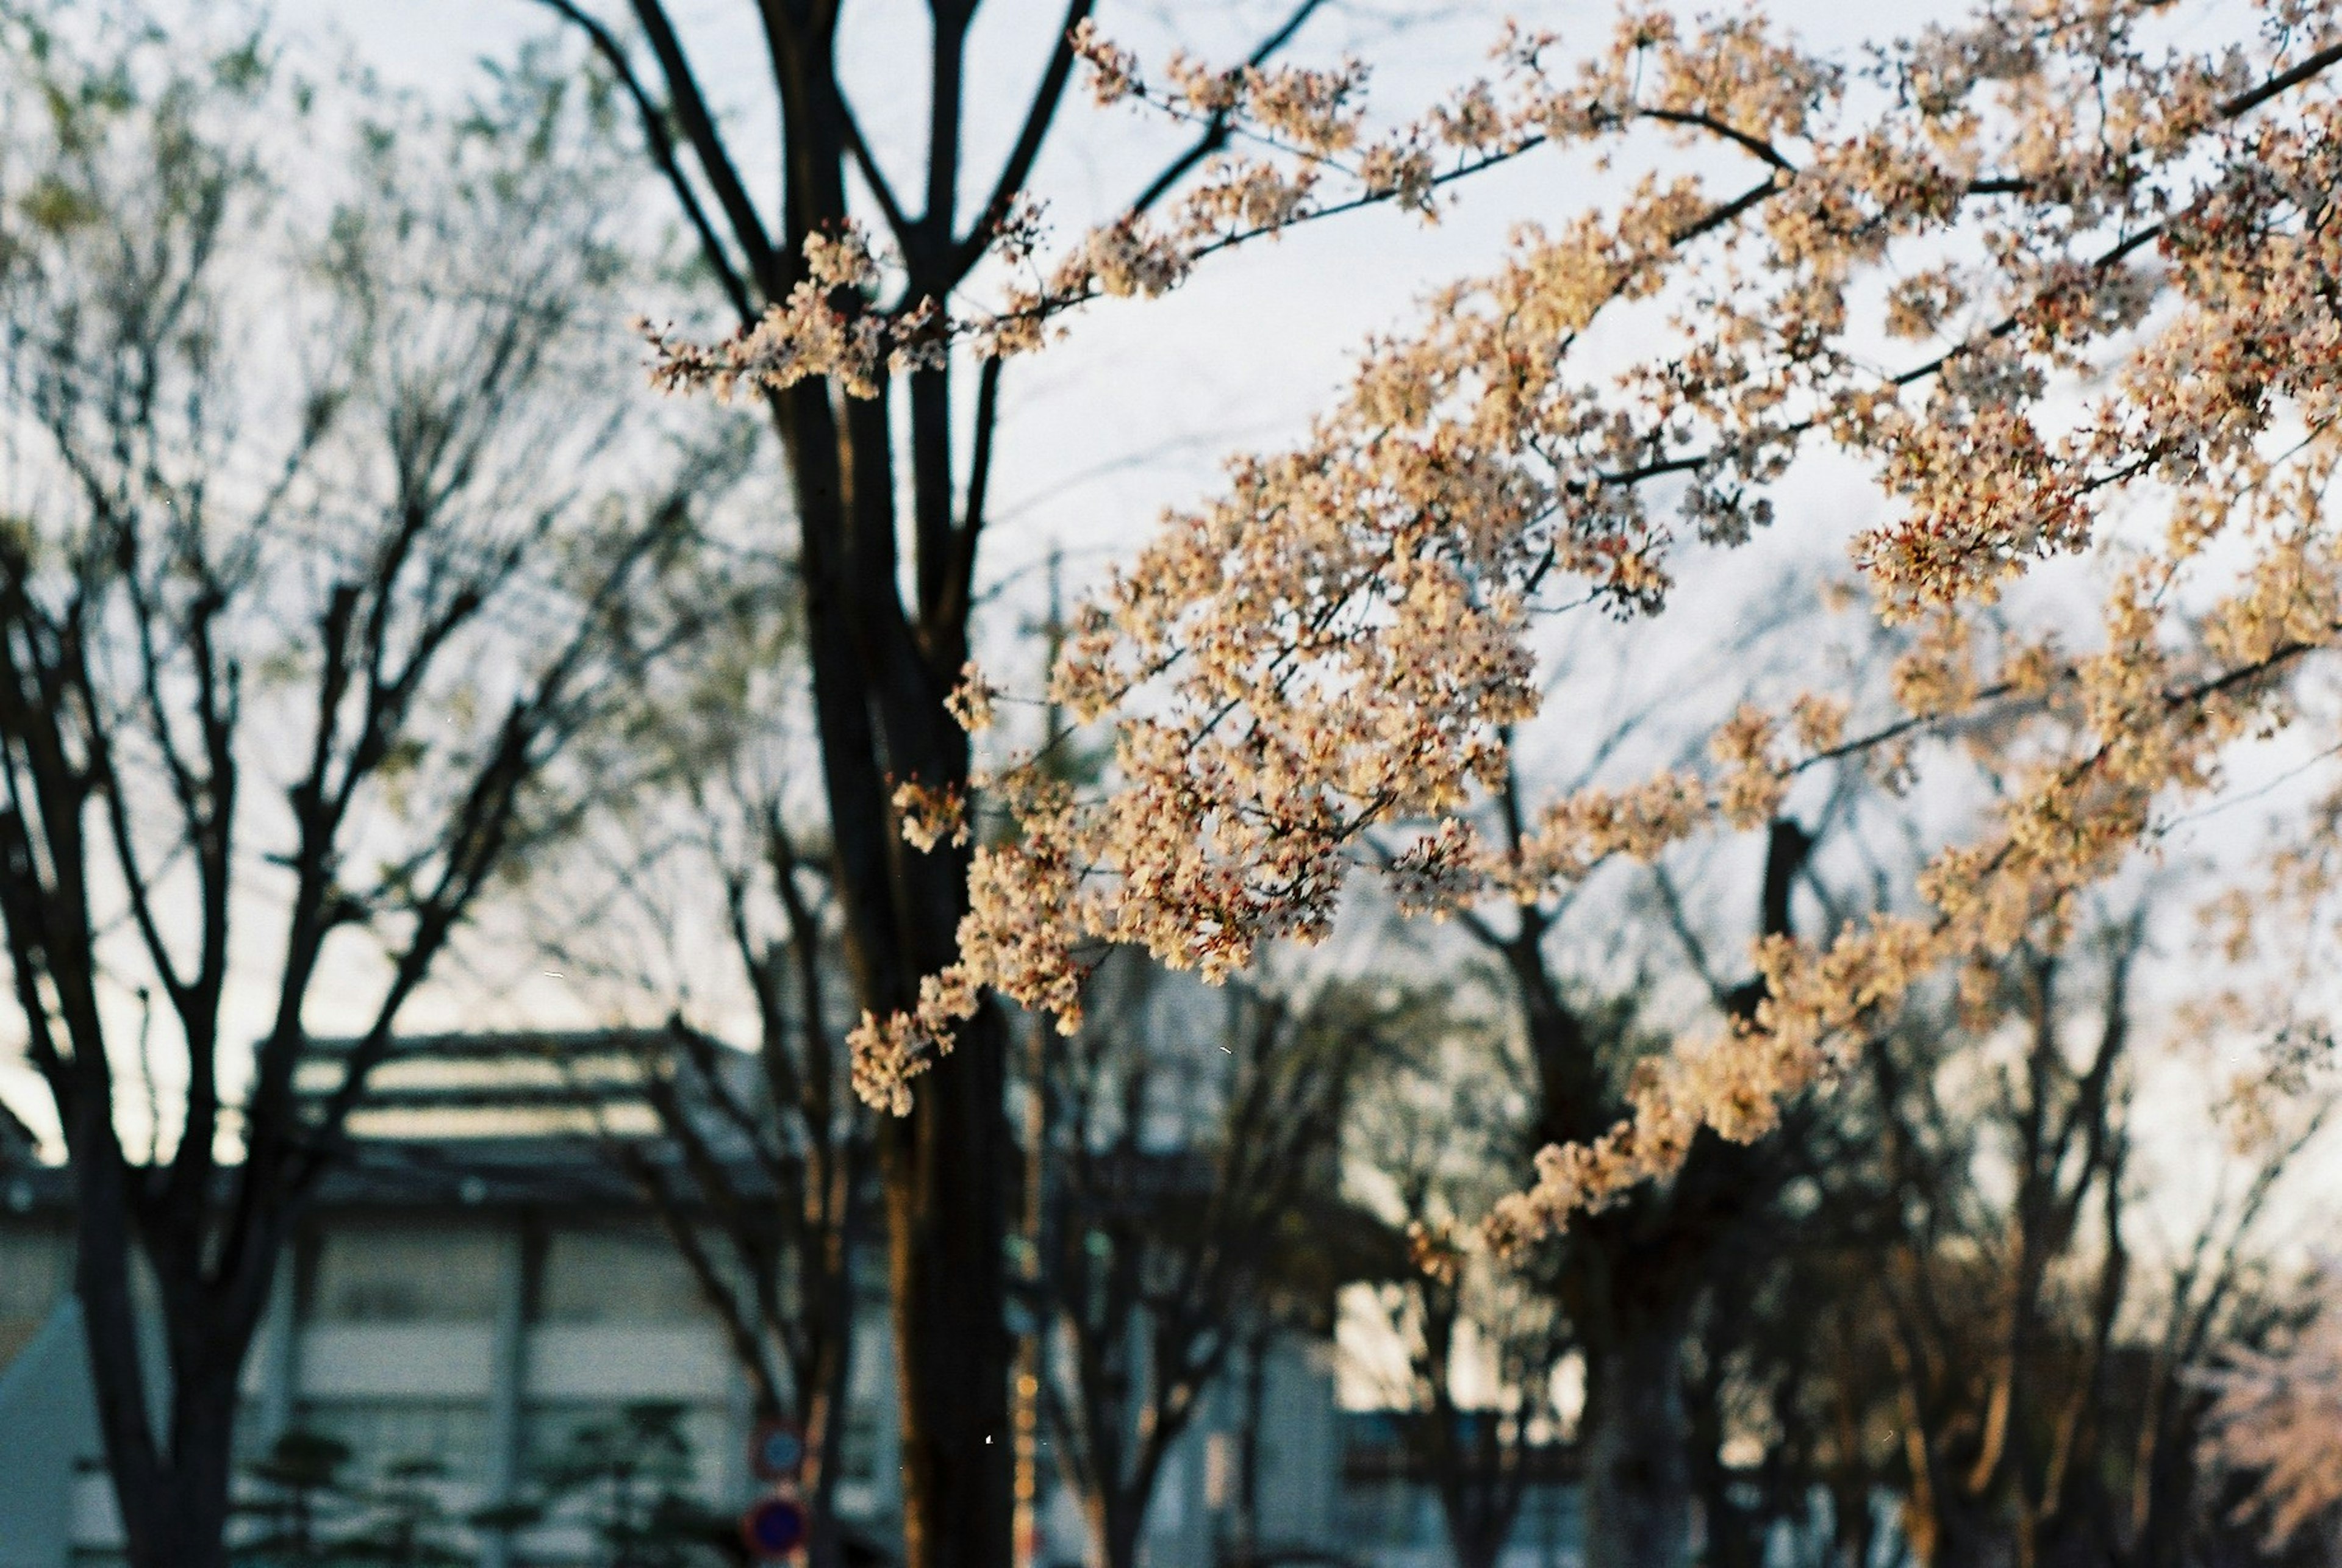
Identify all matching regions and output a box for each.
[233,1430,468,1568]
[235,1410,736,1568]
[505,1403,734,1568]
[15,172,96,232]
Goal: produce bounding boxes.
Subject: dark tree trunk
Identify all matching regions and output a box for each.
[548,9,1338,1567]
[782,371,1012,1568]
[146,1361,243,1568]
[881,1004,1014,1568]
[74,1175,273,1568]
[1232,1328,1268,1564]
[1416,1294,1533,1568]
[1509,927,1693,1568]
[1101,1487,1148,1568]
[1445,1489,1517,1568]
[1580,1270,1694,1568]
[800,1203,861,1568]
[746,5,1018,1553]
[1500,821,1815,1568]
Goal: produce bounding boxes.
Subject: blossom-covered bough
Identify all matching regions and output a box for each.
[646,0,2342,1251]
[2205,1255,2342,1550]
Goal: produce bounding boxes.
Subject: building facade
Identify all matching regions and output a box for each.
[0,1031,1351,1568]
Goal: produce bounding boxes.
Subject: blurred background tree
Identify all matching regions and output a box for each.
[0,8,731,1564]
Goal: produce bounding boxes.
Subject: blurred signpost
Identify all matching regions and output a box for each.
[751,1420,806,1482]
[740,1492,809,1561]
[743,1420,808,1564]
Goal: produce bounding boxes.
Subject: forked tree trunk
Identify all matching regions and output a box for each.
[1505,822,1816,1568]
[74,1177,272,1568]
[785,395,1014,1568]
[747,3,1018,1551]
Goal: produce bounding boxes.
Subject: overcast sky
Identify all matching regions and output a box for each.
[294,0,1972,616]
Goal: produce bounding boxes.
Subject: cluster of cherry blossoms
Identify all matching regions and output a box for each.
[2202,1256,2342,1550]
[646,0,2342,1247]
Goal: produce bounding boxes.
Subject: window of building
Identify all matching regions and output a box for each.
[837,1409,885,1487]
[312,1223,507,1322]
[0,1224,68,1311]
[537,1226,704,1324]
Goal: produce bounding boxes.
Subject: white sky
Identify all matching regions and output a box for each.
[298,0,1960,603]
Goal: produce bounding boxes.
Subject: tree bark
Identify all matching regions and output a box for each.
[1508,928,1693,1568]
[782,363,1012,1568]
[742,7,1018,1555]
[73,1178,271,1568]
[1580,1287,1694,1568]
[882,1004,1014,1568]
[1102,1489,1147,1568]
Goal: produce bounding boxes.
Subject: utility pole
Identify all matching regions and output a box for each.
[1012,546,1065,1568]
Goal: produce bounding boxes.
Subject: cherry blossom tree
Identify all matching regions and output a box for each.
[637,5,2342,1561]
[648,0,2342,1245]
[2204,1261,2342,1557]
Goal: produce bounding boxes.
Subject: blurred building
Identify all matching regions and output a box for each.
[0,1030,1349,1568]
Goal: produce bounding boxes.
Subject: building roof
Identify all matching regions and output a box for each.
[4,1029,781,1217]
[298,1027,688,1134]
